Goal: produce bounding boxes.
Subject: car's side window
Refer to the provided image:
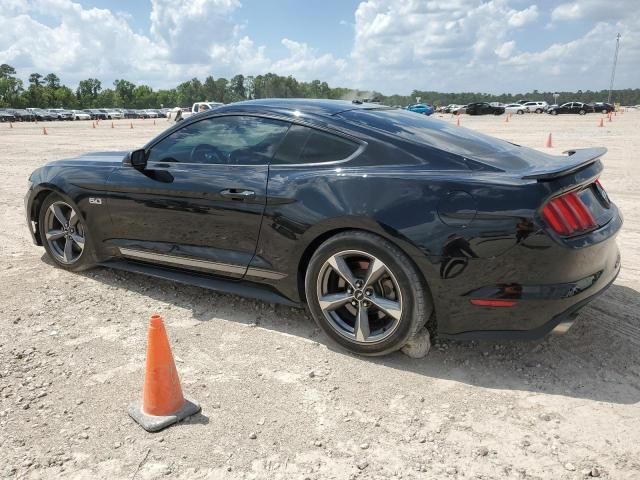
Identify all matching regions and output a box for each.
[272,125,359,164]
[147,116,290,165]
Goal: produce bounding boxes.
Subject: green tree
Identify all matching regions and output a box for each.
[0,64,23,107]
[76,78,102,107]
[114,79,136,107]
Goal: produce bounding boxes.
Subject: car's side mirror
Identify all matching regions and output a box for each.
[129,149,147,170]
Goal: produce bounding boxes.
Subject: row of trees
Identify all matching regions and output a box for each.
[1,63,639,110]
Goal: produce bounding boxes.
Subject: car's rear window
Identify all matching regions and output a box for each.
[273,125,359,164]
[339,108,518,158]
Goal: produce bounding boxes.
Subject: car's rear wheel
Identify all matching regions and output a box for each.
[535,108,542,113]
[39,194,95,271]
[305,231,433,356]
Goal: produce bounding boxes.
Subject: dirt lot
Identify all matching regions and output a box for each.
[1,112,639,480]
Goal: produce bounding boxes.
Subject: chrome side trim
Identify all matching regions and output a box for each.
[118,248,246,275]
[245,267,287,280]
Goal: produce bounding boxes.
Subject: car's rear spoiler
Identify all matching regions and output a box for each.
[522,147,606,180]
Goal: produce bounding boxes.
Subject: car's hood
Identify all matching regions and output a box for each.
[46,151,128,168]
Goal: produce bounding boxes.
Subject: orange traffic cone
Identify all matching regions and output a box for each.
[130,122,134,129]
[598,118,604,127]
[43,127,48,135]
[545,133,553,148]
[128,314,200,432]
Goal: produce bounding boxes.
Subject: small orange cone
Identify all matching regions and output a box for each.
[545,133,553,148]
[128,314,200,432]
[130,122,134,129]
[598,118,604,127]
[43,127,48,135]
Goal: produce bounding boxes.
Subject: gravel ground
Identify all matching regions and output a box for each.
[1,113,639,479]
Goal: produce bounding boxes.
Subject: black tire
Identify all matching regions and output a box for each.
[38,193,96,272]
[305,230,433,356]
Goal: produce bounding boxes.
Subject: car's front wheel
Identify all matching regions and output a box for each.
[305,231,433,356]
[39,194,95,271]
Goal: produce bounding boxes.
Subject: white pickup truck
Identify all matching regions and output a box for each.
[178,102,224,121]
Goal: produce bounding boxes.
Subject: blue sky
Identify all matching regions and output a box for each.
[1,0,638,94]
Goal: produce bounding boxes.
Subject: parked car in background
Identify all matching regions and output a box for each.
[504,103,526,115]
[103,109,123,120]
[0,110,17,122]
[122,109,139,119]
[71,110,91,120]
[441,104,461,114]
[181,102,224,120]
[466,102,505,115]
[27,108,57,121]
[406,103,434,116]
[83,109,108,120]
[451,105,467,115]
[523,101,548,113]
[142,109,159,119]
[547,102,593,115]
[47,108,74,120]
[589,102,615,114]
[6,109,33,121]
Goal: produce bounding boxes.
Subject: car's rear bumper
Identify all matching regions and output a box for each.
[434,210,622,338]
[439,258,620,340]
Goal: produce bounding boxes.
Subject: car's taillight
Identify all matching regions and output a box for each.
[542,189,597,236]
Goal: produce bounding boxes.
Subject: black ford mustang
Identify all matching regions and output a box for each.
[25,99,622,356]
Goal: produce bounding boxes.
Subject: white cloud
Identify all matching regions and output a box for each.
[495,41,516,59]
[508,5,538,28]
[271,39,347,83]
[551,0,639,22]
[0,0,637,95]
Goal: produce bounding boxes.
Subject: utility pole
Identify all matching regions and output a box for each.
[608,33,621,104]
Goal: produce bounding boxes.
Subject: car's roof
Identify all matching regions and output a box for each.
[221,98,387,117]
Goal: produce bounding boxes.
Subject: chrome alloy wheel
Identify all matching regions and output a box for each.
[316,250,403,344]
[43,201,85,264]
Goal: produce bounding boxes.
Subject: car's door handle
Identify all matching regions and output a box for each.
[220,189,256,200]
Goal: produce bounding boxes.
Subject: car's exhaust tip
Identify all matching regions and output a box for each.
[550,312,579,336]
